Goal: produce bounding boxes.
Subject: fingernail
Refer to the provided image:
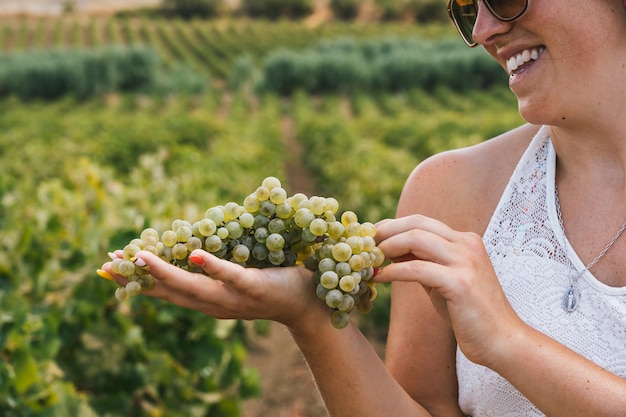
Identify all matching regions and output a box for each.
[372,267,383,277]
[133,257,148,267]
[97,269,114,280]
[189,254,203,266]
[107,252,117,261]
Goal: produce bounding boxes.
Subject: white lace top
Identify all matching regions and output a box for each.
[456,126,626,416]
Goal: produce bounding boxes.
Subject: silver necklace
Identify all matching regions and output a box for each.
[555,185,626,312]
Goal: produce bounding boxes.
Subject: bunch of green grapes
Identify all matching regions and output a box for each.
[99,176,385,329]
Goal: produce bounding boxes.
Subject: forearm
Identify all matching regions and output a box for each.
[488,322,626,417]
[289,308,432,417]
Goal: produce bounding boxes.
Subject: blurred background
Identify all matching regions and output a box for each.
[0,1,524,416]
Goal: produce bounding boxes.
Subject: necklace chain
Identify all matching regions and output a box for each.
[554,185,626,312]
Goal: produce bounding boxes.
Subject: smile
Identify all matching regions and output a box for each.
[506,47,545,74]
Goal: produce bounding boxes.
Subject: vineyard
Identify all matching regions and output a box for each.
[0,15,525,417]
[0,16,455,80]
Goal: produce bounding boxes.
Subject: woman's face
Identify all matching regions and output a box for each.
[472,0,626,125]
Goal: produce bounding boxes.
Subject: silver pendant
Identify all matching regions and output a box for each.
[562,286,580,312]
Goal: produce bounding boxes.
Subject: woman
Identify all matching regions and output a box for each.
[101,0,626,415]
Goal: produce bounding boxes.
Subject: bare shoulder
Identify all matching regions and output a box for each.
[397,123,540,234]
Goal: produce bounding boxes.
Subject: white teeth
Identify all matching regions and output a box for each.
[506,47,544,74]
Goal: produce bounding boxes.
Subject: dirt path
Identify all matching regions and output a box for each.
[241,111,329,417]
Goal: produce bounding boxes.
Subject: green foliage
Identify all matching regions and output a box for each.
[241,0,314,20]
[329,0,361,20]
[0,45,207,101]
[162,0,223,19]
[0,91,289,416]
[414,0,449,23]
[258,36,507,95]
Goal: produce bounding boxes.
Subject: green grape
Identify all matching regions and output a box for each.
[325,289,343,308]
[341,211,359,226]
[186,236,203,252]
[102,176,385,330]
[251,243,268,261]
[172,243,188,260]
[216,227,229,240]
[172,219,191,232]
[346,235,364,254]
[198,218,217,236]
[309,196,326,216]
[316,283,329,300]
[142,235,158,248]
[239,212,255,229]
[330,310,350,329]
[140,275,156,291]
[348,254,366,272]
[309,218,328,236]
[268,218,286,234]
[115,287,129,301]
[232,244,251,263]
[118,260,136,277]
[325,197,339,214]
[110,258,124,274]
[254,227,269,243]
[339,274,357,293]
[262,176,281,190]
[275,203,293,219]
[254,186,270,201]
[332,242,352,263]
[126,281,142,296]
[320,270,339,289]
[335,262,351,278]
[243,194,261,213]
[253,214,269,229]
[361,222,377,237]
[267,250,285,266]
[318,257,336,273]
[141,228,159,240]
[269,187,287,204]
[161,230,178,247]
[287,193,307,210]
[259,200,276,217]
[205,207,225,225]
[301,227,317,243]
[338,293,355,312]
[144,245,159,255]
[123,243,141,259]
[176,225,193,242]
[294,208,314,228]
[226,221,244,239]
[266,233,285,251]
[205,235,223,252]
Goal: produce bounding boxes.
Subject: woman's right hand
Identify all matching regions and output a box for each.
[100,249,322,331]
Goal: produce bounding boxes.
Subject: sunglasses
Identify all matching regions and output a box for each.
[447,0,530,47]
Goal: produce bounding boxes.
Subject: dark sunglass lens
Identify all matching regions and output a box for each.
[450,0,477,45]
[487,0,528,20]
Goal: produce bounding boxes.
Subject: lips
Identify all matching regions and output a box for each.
[506,46,545,74]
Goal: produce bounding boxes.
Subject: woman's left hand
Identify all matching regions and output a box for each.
[373,214,523,365]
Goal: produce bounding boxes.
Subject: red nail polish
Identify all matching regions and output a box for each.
[189,254,203,266]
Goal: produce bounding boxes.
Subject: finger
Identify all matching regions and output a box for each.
[376,227,455,266]
[374,259,451,290]
[374,214,457,244]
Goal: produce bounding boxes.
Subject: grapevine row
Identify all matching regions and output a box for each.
[0,17,454,80]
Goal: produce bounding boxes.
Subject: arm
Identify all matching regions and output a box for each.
[385,124,537,416]
[374,125,626,417]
